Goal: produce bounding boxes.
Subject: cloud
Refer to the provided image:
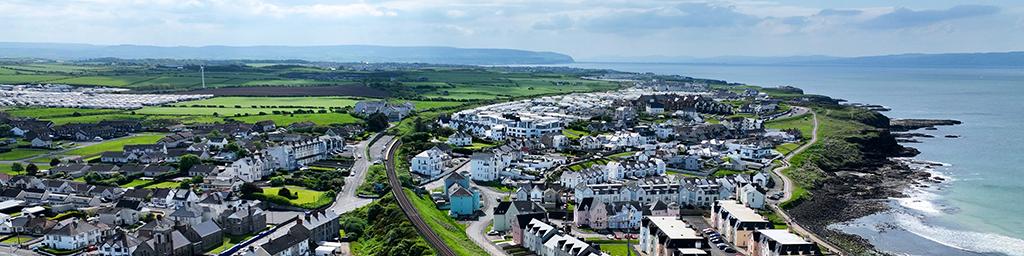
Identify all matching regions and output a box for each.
[818,9,862,16]
[582,3,761,33]
[533,15,573,30]
[861,5,1000,29]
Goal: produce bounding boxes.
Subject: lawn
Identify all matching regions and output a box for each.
[262,186,325,205]
[119,179,151,188]
[0,163,21,175]
[0,235,35,244]
[0,148,49,161]
[3,107,124,118]
[405,189,488,256]
[143,181,181,189]
[50,76,154,87]
[562,128,590,140]
[760,210,790,230]
[586,239,639,256]
[775,143,801,156]
[766,114,814,140]
[62,133,165,157]
[207,233,257,254]
[712,169,752,177]
[607,151,638,159]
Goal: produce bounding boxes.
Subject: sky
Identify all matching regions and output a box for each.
[1,0,1022,59]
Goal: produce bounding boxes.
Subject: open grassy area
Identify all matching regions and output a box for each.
[119,179,151,188]
[143,181,181,189]
[207,233,258,254]
[760,210,790,230]
[0,235,35,244]
[405,189,488,256]
[0,148,49,161]
[566,158,611,171]
[62,133,164,157]
[774,142,801,156]
[262,186,325,205]
[767,114,814,140]
[230,113,360,126]
[586,239,639,256]
[562,128,589,140]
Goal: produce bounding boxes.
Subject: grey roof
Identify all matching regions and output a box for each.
[192,220,221,237]
[48,220,99,236]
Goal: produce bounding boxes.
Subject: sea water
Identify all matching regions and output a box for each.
[560,62,1024,256]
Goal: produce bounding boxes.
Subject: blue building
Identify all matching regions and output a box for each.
[445,172,480,217]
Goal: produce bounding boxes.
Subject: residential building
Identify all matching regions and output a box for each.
[748,229,821,256]
[412,146,447,177]
[711,200,771,248]
[639,216,706,256]
[43,220,103,250]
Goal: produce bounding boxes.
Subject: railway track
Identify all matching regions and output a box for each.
[384,139,457,256]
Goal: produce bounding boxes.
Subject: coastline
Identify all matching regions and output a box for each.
[782,111,961,254]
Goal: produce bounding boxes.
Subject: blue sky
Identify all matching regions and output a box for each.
[1,0,1021,58]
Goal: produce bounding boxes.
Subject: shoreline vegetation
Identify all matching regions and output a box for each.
[744,85,962,254]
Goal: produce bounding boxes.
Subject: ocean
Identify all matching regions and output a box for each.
[561,62,1024,256]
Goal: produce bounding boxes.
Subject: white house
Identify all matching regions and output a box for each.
[470,152,502,181]
[411,146,447,177]
[447,132,472,147]
[738,184,766,209]
[43,220,103,250]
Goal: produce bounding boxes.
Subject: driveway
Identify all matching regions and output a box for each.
[464,181,509,256]
[329,135,393,214]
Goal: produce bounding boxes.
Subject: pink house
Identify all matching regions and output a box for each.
[573,197,608,230]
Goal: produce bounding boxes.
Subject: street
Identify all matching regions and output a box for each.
[328,135,393,214]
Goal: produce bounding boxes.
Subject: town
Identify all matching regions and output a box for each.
[0,68,826,256]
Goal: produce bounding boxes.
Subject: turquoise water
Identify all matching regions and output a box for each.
[561,62,1024,255]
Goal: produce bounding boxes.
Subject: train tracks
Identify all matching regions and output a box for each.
[384,139,457,256]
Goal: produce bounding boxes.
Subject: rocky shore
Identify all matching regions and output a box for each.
[890,119,962,132]
[786,117,961,255]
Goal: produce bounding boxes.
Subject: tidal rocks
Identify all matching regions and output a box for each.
[890,119,962,132]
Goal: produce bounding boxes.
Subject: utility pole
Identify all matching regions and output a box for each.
[200,65,206,89]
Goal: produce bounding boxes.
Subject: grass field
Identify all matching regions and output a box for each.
[775,143,801,155]
[230,113,360,126]
[562,128,589,140]
[0,235,36,244]
[143,181,181,189]
[2,107,123,118]
[62,133,165,157]
[262,186,325,205]
[405,189,488,256]
[0,148,49,161]
[767,114,814,140]
[119,179,151,188]
[207,233,258,254]
[586,239,639,256]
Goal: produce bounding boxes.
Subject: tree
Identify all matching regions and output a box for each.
[239,182,262,196]
[50,158,61,167]
[179,179,192,189]
[25,163,38,176]
[178,154,201,173]
[11,163,23,173]
[366,112,389,132]
[269,176,285,187]
[277,187,295,199]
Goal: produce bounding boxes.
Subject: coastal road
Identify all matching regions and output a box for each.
[767,109,845,255]
[465,181,510,256]
[384,140,457,256]
[329,134,392,214]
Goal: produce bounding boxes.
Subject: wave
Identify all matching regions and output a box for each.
[894,213,1024,256]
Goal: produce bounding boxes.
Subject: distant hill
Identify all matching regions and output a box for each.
[584,52,1024,67]
[0,42,574,65]
[792,52,1024,67]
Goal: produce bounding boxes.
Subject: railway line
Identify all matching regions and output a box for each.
[384,139,457,256]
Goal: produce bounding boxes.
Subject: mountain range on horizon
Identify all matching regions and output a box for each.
[2,42,1023,67]
[0,42,574,65]
[583,52,1024,67]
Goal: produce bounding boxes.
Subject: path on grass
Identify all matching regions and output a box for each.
[766,109,844,255]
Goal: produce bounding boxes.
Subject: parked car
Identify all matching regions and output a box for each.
[716,243,728,250]
[724,247,737,253]
[487,230,500,236]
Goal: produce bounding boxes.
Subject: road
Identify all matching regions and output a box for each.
[464,181,509,256]
[329,134,392,214]
[384,140,456,256]
[766,109,845,255]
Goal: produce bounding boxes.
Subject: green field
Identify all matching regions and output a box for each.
[119,179,151,188]
[562,128,589,140]
[0,235,36,244]
[62,133,165,157]
[230,113,360,126]
[0,148,50,161]
[174,96,361,108]
[263,186,326,205]
[143,181,181,189]
[207,233,258,254]
[405,189,488,256]
[767,114,814,140]
[3,107,124,118]
[775,143,801,155]
[586,239,639,256]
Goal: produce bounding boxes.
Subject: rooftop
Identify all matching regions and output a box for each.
[758,229,811,245]
[646,216,701,240]
[717,200,766,222]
